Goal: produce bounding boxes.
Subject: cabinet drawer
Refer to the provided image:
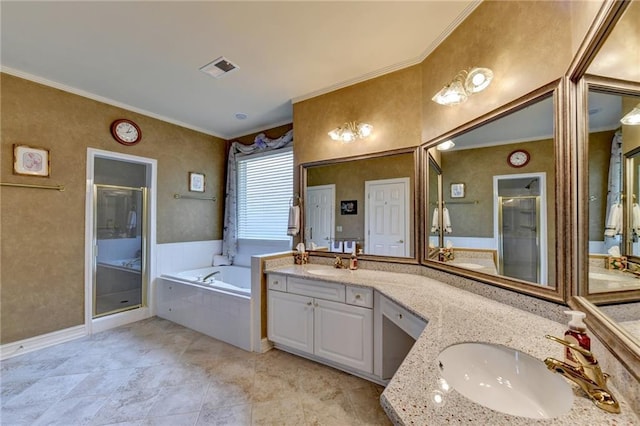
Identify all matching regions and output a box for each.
[268,274,287,291]
[380,295,426,340]
[287,277,345,302]
[346,286,373,308]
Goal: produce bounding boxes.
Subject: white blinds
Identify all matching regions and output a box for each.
[237,149,293,240]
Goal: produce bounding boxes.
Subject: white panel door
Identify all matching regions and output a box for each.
[268,291,314,353]
[314,298,373,373]
[305,185,335,249]
[365,178,409,256]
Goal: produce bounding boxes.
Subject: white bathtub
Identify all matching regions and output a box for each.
[157,265,252,351]
[161,266,251,297]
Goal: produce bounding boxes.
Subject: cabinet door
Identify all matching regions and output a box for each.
[268,290,314,354]
[314,299,373,373]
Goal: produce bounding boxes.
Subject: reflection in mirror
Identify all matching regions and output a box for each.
[304,152,415,258]
[427,154,441,259]
[587,89,640,294]
[427,94,556,287]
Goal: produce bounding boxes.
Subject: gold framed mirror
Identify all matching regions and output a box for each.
[423,81,567,302]
[300,148,420,263]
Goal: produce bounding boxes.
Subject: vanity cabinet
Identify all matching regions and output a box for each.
[267,274,373,374]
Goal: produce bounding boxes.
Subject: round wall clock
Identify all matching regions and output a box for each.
[110,119,142,146]
[507,149,530,168]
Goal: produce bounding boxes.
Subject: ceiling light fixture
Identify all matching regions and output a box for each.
[328,121,373,143]
[620,103,640,125]
[436,140,455,151]
[432,67,494,106]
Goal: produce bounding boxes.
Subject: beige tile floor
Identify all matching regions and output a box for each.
[1,317,391,425]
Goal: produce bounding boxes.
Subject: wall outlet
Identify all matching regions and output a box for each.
[336,225,343,232]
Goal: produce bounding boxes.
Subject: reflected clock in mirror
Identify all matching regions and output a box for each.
[303,151,415,258]
[426,92,556,288]
[587,88,640,295]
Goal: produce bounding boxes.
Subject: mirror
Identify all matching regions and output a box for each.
[427,153,442,257]
[303,150,416,259]
[587,88,640,294]
[426,90,558,289]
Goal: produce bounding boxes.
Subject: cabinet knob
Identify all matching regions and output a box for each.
[314,302,319,307]
[307,301,312,306]
[398,313,403,319]
[355,294,362,299]
[274,280,279,285]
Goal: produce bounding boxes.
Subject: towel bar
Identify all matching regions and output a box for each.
[174,193,216,201]
[0,182,65,191]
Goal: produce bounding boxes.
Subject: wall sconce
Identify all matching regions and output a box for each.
[436,140,455,151]
[621,103,640,125]
[432,67,494,106]
[328,121,373,143]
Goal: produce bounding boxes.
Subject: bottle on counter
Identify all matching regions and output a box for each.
[564,310,590,367]
[349,247,358,270]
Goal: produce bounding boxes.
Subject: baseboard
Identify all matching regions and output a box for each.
[259,338,274,353]
[91,307,151,334]
[0,325,87,361]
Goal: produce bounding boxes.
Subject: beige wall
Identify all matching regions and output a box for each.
[588,130,618,241]
[0,74,226,343]
[622,96,640,154]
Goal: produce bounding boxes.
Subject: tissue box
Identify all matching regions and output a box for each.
[605,256,627,270]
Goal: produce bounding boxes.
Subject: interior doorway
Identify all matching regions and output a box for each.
[364,177,410,256]
[85,148,157,333]
[493,173,547,285]
[305,184,335,250]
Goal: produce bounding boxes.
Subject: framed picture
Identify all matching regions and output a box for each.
[189,172,205,192]
[450,183,465,198]
[340,200,357,215]
[13,144,50,177]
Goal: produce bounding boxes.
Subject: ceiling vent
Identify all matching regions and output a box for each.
[199,56,239,79]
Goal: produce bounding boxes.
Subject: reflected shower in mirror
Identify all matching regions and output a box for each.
[587,89,640,294]
[428,93,556,287]
[304,151,415,258]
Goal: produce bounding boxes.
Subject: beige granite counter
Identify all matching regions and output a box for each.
[588,265,640,293]
[266,264,639,425]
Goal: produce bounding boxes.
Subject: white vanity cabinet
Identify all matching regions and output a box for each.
[267,274,373,374]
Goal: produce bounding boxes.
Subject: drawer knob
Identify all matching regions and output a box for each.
[307,301,312,306]
[398,313,403,319]
[274,280,279,285]
[355,294,362,299]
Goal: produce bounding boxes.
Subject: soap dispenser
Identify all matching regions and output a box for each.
[564,310,590,367]
[349,247,358,270]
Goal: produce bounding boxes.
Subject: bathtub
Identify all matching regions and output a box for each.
[157,265,252,351]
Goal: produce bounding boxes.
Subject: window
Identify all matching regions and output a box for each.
[237,149,293,240]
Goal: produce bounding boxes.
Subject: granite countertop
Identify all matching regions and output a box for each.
[266,264,639,425]
[588,265,640,293]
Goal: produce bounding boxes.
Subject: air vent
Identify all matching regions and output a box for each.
[199,56,239,79]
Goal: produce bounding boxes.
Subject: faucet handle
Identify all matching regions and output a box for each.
[545,334,597,366]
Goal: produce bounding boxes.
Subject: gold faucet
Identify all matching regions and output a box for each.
[544,335,620,414]
[334,256,346,269]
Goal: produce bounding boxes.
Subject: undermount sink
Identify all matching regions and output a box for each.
[306,268,351,277]
[453,262,484,270]
[437,342,573,419]
[589,272,630,282]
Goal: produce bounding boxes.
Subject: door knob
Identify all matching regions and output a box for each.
[397,240,404,243]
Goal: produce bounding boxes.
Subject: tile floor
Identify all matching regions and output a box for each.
[1,317,391,425]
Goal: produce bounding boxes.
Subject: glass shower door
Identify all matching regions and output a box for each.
[498,196,540,283]
[93,184,147,317]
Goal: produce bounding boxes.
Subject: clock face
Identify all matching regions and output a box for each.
[111,119,141,145]
[508,150,530,168]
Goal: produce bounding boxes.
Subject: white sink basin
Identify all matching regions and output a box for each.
[437,342,573,419]
[589,272,629,282]
[306,268,351,277]
[454,262,484,270]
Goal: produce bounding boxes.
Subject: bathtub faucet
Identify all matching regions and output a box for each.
[202,271,221,282]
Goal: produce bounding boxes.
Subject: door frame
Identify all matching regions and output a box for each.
[364,177,410,256]
[84,148,157,334]
[305,184,335,248]
[492,172,547,285]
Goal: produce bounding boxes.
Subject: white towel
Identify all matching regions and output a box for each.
[330,241,343,253]
[443,207,452,234]
[213,255,230,266]
[604,203,622,237]
[343,241,355,253]
[287,205,300,236]
[634,203,640,234]
[431,208,439,233]
[127,210,137,231]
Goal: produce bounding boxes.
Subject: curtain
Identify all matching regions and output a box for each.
[222,129,294,262]
[604,130,623,250]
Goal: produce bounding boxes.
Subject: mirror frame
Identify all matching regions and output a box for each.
[299,147,421,264]
[424,152,443,260]
[420,80,568,303]
[577,75,640,304]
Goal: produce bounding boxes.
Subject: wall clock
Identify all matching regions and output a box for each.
[110,119,142,146]
[507,149,530,168]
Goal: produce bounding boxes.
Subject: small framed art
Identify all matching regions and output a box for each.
[189,172,205,192]
[450,183,465,198]
[340,200,357,215]
[14,144,50,177]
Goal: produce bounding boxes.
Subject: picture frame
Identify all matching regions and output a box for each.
[189,172,205,192]
[450,183,465,198]
[13,144,50,177]
[340,200,357,215]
